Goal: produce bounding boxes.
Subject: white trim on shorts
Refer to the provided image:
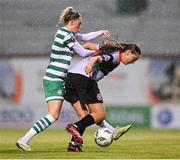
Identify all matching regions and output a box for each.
[43,76,64,81]
[46,96,64,102]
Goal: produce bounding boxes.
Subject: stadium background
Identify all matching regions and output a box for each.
[0,0,180,130]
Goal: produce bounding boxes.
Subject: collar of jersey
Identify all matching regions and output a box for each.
[61,27,72,34]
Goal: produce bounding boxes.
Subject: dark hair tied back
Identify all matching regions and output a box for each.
[123,44,141,55]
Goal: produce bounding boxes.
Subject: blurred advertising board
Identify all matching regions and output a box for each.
[147,59,180,104]
[1,58,168,128]
[0,58,150,106]
[106,106,151,128]
[0,59,77,128]
[97,59,150,105]
[151,103,180,129]
[0,101,78,128]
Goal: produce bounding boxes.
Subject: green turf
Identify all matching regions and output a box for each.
[0,128,180,159]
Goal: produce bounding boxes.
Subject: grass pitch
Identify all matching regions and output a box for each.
[0,128,180,159]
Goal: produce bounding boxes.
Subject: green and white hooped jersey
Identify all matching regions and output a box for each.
[44,27,76,81]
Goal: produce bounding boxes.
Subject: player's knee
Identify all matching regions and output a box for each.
[98,111,105,119]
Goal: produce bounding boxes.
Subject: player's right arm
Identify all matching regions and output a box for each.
[85,54,113,75]
[72,42,95,57]
[85,56,101,75]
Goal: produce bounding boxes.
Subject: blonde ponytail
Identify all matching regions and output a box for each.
[59,7,73,24]
[58,6,80,25]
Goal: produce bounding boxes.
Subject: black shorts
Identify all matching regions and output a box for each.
[65,73,103,105]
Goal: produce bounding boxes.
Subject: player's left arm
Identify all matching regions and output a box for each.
[76,30,110,41]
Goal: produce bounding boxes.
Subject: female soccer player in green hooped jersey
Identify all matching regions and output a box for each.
[16,6,110,151]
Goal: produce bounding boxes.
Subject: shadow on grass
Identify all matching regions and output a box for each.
[0,148,68,154]
[0,148,105,154]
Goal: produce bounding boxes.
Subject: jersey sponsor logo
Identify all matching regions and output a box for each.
[96,93,103,101]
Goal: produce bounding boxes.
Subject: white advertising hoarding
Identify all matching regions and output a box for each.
[97,59,150,105]
[152,103,180,129]
[0,58,78,128]
[0,58,150,128]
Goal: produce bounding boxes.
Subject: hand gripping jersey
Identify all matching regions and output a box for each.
[68,50,122,81]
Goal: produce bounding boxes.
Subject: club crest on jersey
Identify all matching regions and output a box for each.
[57,89,62,96]
[102,55,111,61]
[97,93,102,101]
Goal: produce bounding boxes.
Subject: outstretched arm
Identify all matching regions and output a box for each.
[83,42,99,50]
[76,30,110,41]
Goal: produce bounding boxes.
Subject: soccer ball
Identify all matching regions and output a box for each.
[94,128,113,147]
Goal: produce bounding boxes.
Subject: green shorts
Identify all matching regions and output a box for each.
[43,79,65,102]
